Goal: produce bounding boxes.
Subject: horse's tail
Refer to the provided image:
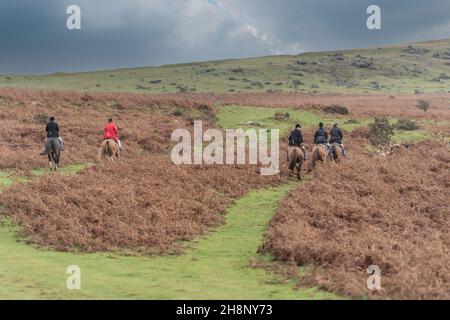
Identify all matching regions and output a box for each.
[288,150,296,171]
[106,139,114,155]
[99,139,119,161]
[331,143,343,162]
[308,147,318,171]
[98,140,109,161]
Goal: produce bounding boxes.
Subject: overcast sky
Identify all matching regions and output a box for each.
[1,0,450,74]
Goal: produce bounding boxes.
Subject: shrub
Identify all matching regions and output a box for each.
[274,112,290,121]
[417,100,431,112]
[34,113,50,125]
[230,67,244,73]
[172,110,183,117]
[323,104,349,115]
[368,117,394,146]
[394,119,419,131]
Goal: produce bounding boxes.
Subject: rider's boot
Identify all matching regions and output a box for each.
[40,145,48,155]
[342,145,348,156]
[58,137,65,151]
[302,148,308,160]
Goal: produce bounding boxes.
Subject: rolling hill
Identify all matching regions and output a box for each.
[2,39,450,94]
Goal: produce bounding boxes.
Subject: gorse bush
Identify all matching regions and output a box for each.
[368,117,394,146]
[416,100,431,112]
[394,119,419,131]
[323,104,349,115]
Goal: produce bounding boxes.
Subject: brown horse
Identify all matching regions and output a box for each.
[287,146,304,180]
[330,143,343,163]
[308,144,329,172]
[99,139,120,162]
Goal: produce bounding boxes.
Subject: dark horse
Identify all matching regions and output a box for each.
[45,138,61,171]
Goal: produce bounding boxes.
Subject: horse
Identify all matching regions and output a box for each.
[45,138,61,171]
[330,143,344,163]
[99,139,120,162]
[308,144,329,172]
[287,146,304,180]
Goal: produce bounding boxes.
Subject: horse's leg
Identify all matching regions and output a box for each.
[288,161,294,177]
[297,161,302,180]
[48,153,53,171]
[288,153,296,177]
[55,151,59,170]
[308,149,316,172]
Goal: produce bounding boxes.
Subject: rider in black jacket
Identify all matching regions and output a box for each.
[288,124,308,160]
[40,117,64,155]
[314,122,329,144]
[329,123,347,156]
[45,117,60,138]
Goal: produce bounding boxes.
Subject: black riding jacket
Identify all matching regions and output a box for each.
[46,121,60,138]
[288,129,304,146]
[314,127,328,144]
[329,127,343,144]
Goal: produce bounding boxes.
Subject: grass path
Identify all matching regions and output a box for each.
[0,177,336,299]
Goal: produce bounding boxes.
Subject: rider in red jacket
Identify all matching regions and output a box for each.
[103,118,122,149]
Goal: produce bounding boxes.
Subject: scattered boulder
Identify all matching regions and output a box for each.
[432,51,450,60]
[230,67,244,73]
[352,56,374,68]
[404,45,430,55]
[329,52,344,62]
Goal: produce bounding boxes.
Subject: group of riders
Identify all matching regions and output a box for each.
[287,122,348,162]
[38,116,345,169]
[39,117,122,156]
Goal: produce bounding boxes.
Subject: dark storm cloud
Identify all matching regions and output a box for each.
[1,0,449,74]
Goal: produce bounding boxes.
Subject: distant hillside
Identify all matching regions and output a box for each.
[2,39,450,94]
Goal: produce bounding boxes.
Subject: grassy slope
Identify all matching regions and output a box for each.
[2,39,450,94]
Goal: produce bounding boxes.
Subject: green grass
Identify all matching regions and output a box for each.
[30,163,95,176]
[2,39,450,94]
[392,130,431,143]
[0,172,14,193]
[217,105,364,134]
[0,181,337,299]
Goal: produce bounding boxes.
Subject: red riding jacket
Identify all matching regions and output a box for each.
[103,123,119,141]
